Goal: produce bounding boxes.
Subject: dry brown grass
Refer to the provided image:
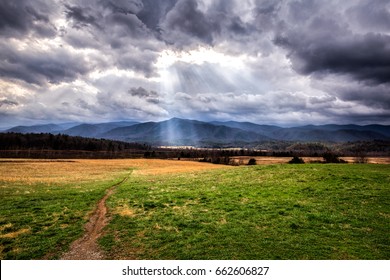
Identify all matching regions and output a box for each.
[0,159,128,184]
[0,158,230,185]
[1,156,387,186]
[353,157,390,164]
[130,159,230,175]
[116,205,136,217]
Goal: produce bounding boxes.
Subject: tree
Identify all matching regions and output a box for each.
[353,147,368,164]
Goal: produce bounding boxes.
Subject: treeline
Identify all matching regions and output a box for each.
[1,132,388,160]
[0,133,150,158]
[256,140,390,157]
[147,140,390,159]
[144,148,268,159]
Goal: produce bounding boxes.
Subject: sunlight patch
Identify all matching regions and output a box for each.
[156,47,247,72]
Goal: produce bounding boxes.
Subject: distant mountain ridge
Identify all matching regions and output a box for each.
[63,121,139,138]
[212,121,390,142]
[4,118,390,146]
[102,118,271,145]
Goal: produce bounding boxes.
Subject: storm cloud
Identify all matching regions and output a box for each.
[0,0,57,38]
[0,41,90,85]
[275,9,390,85]
[0,0,389,127]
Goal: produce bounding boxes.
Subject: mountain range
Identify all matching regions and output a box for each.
[3,118,390,146]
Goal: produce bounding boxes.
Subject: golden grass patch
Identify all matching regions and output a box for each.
[0,228,30,238]
[2,157,386,187]
[0,159,230,185]
[0,223,12,231]
[0,159,133,184]
[116,205,136,217]
[131,159,230,176]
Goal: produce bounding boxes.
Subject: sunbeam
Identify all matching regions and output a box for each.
[155,47,270,145]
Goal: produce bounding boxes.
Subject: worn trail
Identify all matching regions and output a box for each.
[61,174,130,260]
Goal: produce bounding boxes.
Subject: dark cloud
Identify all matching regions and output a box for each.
[340,84,390,109]
[63,0,152,43]
[318,78,390,110]
[253,0,282,32]
[62,28,101,49]
[106,13,151,41]
[129,87,159,104]
[61,0,160,76]
[0,0,57,38]
[347,0,390,32]
[276,30,390,84]
[271,0,390,118]
[106,0,144,14]
[0,99,18,107]
[272,1,390,85]
[0,43,90,85]
[163,0,219,45]
[286,0,319,25]
[115,48,159,77]
[64,4,98,29]
[129,87,157,97]
[208,0,256,36]
[160,0,259,49]
[128,87,160,104]
[136,0,178,32]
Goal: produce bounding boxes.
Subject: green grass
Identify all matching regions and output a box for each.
[1,162,389,260]
[0,174,129,259]
[102,164,390,259]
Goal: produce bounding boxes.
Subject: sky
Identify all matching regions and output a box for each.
[0,0,390,128]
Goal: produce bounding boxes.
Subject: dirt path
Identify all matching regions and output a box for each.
[61,174,130,260]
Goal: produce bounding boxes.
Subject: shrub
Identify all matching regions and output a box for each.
[288,156,305,164]
[323,153,347,163]
[247,158,257,165]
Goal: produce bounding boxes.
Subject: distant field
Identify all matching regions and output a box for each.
[230,156,390,165]
[0,159,389,259]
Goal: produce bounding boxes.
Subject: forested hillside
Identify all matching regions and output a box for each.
[0,133,149,158]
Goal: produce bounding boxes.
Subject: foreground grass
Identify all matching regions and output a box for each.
[0,159,227,259]
[0,160,131,259]
[102,164,390,259]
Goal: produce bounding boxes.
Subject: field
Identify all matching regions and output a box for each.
[0,158,389,259]
[0,159,227,259]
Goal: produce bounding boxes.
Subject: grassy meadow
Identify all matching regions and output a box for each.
[0,159,226,259]
[0,159,389,259]
[0,159,134,259]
